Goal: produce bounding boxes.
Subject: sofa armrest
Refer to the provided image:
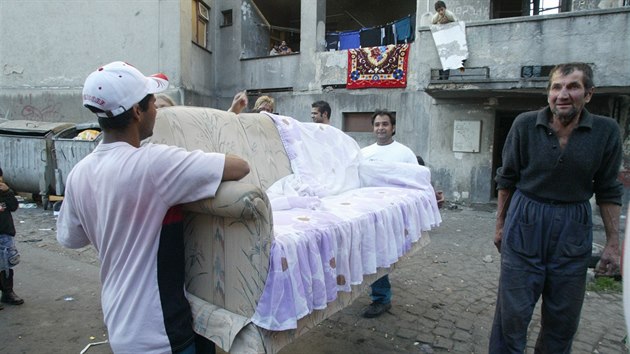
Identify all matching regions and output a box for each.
[182,181,270,220]
[183,180,274,317]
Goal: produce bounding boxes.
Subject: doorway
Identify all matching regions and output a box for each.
[491,110,525,198]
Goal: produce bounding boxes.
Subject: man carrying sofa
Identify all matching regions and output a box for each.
[57,61,250,354]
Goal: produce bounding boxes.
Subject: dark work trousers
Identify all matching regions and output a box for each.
[489,190,592,354]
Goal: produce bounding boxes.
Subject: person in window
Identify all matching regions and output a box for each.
[431,1,457,25]
[279,41,293,55]
[269,43,280,56]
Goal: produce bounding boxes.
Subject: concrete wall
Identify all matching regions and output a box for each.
[0,0,191,121]
[241,0,271,59]
[417,9,630,201]
[217,6,630,203]
[1,0,629,203]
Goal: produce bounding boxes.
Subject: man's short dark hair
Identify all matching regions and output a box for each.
[435,1,447,10]
[88,94,153,130]
[371,109,397,136]
[547,63,594,91]
[312,101,331,119]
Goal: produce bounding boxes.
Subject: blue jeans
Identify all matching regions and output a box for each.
[0,234,19,272]
[489,190,592,354]
[370,275,392,304]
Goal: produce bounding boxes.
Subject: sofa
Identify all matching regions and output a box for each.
[147,106,441,353]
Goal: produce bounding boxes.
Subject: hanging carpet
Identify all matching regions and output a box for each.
[347,44,410,89]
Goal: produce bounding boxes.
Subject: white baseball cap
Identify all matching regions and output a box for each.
[82,61,169,118]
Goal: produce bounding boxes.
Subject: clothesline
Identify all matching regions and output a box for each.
[326,13,416,51]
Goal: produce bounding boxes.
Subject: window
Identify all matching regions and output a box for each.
[492,0,566,18]
[520,65,554,78]
[221,9,233,27]
[530,0,561,15]
[343,112,389,132]
[192,0,210,49]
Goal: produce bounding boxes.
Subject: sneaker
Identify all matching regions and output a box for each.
[362,302,391,318]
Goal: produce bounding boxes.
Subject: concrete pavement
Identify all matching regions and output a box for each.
[283,203,627,353]
[1,205,626,353]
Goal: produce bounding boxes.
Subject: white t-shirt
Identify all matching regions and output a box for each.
[57,142,225,353]
[361,140,418,164]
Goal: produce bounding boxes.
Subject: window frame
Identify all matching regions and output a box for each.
[192,0,210,50]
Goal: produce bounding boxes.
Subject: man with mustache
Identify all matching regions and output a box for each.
[490,63,622,353]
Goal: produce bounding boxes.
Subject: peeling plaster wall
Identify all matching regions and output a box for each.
[573,0,626,10]
[465,12,630,82]
[427,100,496,202]
[213,7,630,203]
[241,0,271,59]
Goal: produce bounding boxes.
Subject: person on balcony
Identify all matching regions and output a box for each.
[431,1,457,25]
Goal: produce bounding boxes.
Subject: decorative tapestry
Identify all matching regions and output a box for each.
[347,44,410,89]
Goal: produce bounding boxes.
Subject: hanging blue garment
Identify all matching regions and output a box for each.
[394,16,413,43]
[339,30,360,50]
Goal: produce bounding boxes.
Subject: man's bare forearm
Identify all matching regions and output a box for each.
[599,202,621,249]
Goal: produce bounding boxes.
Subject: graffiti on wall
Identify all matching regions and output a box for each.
[573,0,625,10]
[0,104,9,119]
[451,4,490,19]
[18,94,62,121]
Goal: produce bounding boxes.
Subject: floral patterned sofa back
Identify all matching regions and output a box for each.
[147,106,289,316]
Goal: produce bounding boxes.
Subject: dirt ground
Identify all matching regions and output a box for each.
[0,205,110,354]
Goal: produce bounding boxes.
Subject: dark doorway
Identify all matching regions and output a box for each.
[491,111,525,198]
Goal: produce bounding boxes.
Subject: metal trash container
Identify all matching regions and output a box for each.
[0,120,74,206]
[53,123,102,195]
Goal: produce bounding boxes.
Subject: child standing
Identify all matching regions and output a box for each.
[0,167,23,308]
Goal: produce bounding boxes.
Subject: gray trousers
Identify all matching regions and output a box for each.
[489,190,592,354]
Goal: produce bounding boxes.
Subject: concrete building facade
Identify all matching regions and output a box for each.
[1,0,629,203]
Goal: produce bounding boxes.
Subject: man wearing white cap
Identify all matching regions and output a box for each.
[57,61,250,354]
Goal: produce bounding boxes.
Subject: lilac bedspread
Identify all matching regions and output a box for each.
[251,114,442,330]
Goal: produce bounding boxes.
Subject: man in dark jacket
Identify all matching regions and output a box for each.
[490,63,622,353]
[0,167,23,309]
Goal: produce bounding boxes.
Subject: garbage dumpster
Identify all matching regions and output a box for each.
[53,123,102,195]
[0,120,74,207]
